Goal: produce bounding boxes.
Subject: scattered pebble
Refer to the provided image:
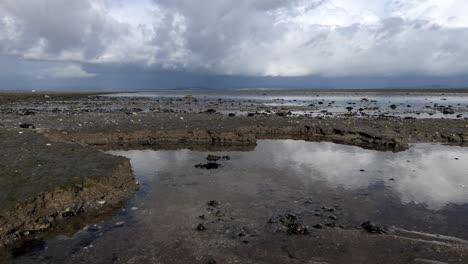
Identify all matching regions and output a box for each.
[114,221,125,227]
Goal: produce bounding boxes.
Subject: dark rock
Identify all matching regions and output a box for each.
[390,104,397,110]
[328,215,337,220]
[196,223,206,231]
[228,113,236,117]
[206,155,221,162]
[207,200,220,207]
[247,113,255,117]
[20,111,36,116]
[287,223,309,235]
[361,221,387,234]
[205,109,216,114]
[443,108,455,115]
[19,123,35,129]
[277,213,309,235]
[208,259,217,264]
[61,211,75,218]
[322,207,335,212]
[206,155,230,162]
[195,163,221,170]
[313,224,323,229]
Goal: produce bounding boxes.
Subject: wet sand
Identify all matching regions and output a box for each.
[0,90,468,263]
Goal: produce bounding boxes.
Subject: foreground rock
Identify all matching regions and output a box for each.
[0,129,138,246]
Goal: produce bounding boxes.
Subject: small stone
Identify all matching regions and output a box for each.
[361,221,387,234]
[195,163,221,170]
[208,259,217,264]
[313,224,323,229]
[114,221,125,227]
[215,210,225,218]
[207,200,220,207]
[322,207,335,212]
[19,123,35,129]
[196,223,206,231]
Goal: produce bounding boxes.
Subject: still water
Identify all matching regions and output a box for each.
[12,140,468,263]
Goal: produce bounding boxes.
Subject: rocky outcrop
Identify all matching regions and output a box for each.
[0,158,137,246]
[46,125,407,152]
[0,130,138,246]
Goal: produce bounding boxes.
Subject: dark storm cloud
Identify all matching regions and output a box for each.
[1,0,468,89]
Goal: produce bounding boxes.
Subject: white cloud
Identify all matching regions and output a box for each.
[1,0,468,78]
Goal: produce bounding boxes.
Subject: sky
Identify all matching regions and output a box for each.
[1,0,468,90]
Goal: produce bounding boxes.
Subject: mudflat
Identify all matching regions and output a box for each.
[1,90,468,263]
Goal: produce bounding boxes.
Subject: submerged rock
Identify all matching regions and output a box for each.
[195,163,221,170]
[206,155,231,161]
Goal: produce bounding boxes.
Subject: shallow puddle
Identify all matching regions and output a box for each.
[10,140,468,263]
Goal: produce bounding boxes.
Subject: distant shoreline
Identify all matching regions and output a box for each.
[2,88,468,95]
